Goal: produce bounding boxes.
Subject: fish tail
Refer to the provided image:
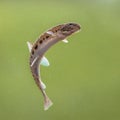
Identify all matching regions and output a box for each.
[39,82,53,110]
[44,94,53,110]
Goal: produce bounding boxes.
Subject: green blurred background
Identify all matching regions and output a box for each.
[0,0,120,120]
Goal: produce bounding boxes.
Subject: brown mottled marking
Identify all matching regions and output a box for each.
[44,33,51,38]
[40,33,50,41]
[50,25,63,33]
[52,29,58,33]
[46,36,49,39]
[34,44,38,49]
[38,34,43,41]
[39,40,43,44]
[32,50,34,55]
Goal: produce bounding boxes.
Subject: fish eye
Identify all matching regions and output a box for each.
[69,23,73,25]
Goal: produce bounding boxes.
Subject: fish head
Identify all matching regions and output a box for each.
[60,23,81,37]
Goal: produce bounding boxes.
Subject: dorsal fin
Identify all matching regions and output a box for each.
[27,41,33,52]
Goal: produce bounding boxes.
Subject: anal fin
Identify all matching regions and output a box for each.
[41,81,46,90]
[27,41,33,52]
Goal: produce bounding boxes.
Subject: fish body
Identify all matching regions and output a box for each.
[27,23,81,110]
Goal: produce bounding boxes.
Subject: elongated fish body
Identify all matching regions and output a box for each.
[27,23,81,110]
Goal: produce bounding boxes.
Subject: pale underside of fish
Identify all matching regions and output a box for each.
[27,23,81,110]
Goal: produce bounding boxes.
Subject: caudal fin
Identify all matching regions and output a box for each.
[44,95,53,110]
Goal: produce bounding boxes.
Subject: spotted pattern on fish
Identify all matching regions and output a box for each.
[27,23,81,110]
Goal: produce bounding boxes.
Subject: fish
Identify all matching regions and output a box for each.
[27,23,81,110]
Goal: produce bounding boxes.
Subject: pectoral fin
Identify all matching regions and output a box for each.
[27,41,33,52]
[40,56,50,67]
[62,39,68,43]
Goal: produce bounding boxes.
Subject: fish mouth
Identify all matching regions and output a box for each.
[74,24,81,33]
[72,23,81,32]
[75,23,81,30]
